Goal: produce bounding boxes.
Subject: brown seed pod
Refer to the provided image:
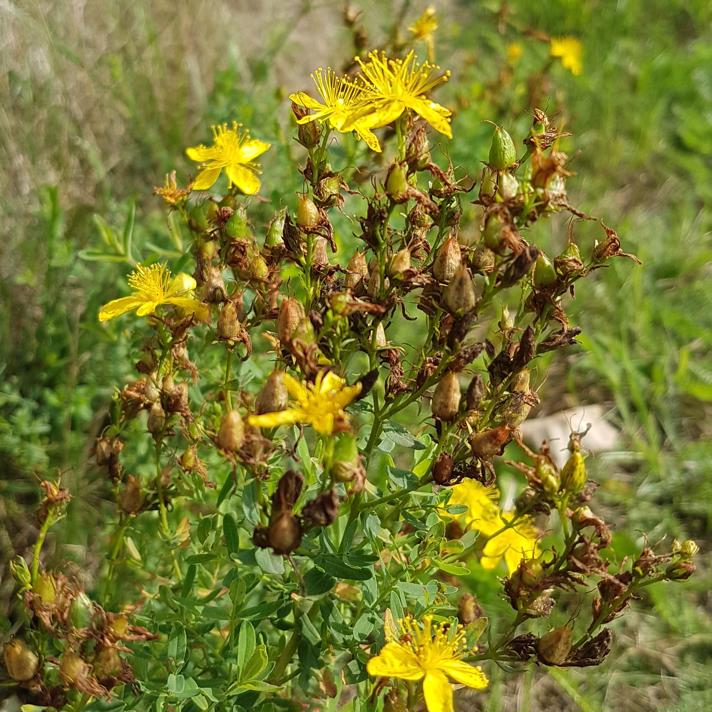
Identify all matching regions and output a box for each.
[217,411,245,452]
[469,425,512,460]
[536,627,573,666]
[433,236,462,282]
[432,372,461,422]
[443,265,476,314]
[277,298,306,344]
[217,301,240,340]
[255,371,289,415]
[3,639,39,681]
[268,511,302,554]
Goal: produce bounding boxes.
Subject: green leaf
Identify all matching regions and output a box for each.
[255,548,285,575]
[304,568,336,596]
[434,560,471,577]
[315,554,372,581]
[122,200,135,261]
[223,513,239,555]
[241,644,269,681]
[236,621,256,671]
[167,626,187,666]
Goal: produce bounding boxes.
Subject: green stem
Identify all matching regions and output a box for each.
[224,347,234,410]
[31,513,54,585]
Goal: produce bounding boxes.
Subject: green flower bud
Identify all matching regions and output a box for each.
[69,592,94,630]
[265,209,286,247]
[560,450,587,493]
[33,572,57,604]
[488,125,517,170]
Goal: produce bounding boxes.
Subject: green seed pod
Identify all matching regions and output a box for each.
[93,646,121,680]
[218,410,245,452]
[560,450,587,493]
[296,195,319,228]
[225,210,250,239]
[386,162,409,202]
[389,248,411,278]
[488,125,517,170]
[483,214,504,251]
[533,254,557,287]
[249,253,269,281]
[256,371,289,415]
[537,460,560,495]
[555,242,584,277]
[33,572,57,604]
[69,592,94,630]
[432,372,461,421]
[3,639,39,681]
[536,627,572,666]
[433,236,462,282]
[265,209,286,247]
[443,265,476,314]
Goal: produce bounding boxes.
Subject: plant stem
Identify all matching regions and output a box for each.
[31,513,54,585]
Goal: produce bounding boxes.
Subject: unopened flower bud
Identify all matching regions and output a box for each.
[489,125,517,170]
[469,425,512,460]
[225,210,249,239]
[147,402,166,435]
[297,195,320,229]
[268,511,302,554]
[217,301,240,340]
[3,639,39,681]
[537,460,560,495]
[680,540,699,558]
[218,410,244,452]
[443,265,476,314]
[560,450,587,493]
[119,475,143,514]
[536,627,572,666]
[433,236,462,282]
[256,371,289,414]
[277,298,306,344]
[533,254,557,287]
[457,593,484,624]
[497,171,519,200]
[389,248,411,277]
[665,560,696,580]
[346,252,369,291]
[386,162,409,202]
[432,452,454,485]
[432,372,461,421]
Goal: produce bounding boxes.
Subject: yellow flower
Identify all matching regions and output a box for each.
[247,371,361,435]
[408,6,438,62]
[289,68,382,152]
[99,263,207,322]
[444,480,501,536]
[506,42,523,65]
[367,615,488,712]
[549,37,583,76]
[480,512,540,574]
[185,122,270,193]
[344,50,452,139]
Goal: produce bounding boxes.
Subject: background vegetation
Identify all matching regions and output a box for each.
[1,1,710,710]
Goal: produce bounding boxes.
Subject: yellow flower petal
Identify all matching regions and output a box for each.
[439,660,489,689]
[366,642,424,681]
[423,669,453,712]
[247,409,304,429]
[289,91,325,111]
[185,145,215,162]
[239,139,271,162]
[168,272,197,295]
[408,97,452,138]
[193,166,223,191]
[353,101,405,131]
[98,296,143,322]
[352,123,382,152]
[225,164,261,195]
[283,373,309,403]
[164,296,208,318]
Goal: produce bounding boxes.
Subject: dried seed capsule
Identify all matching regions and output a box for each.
[389,248,411,278]
[59,651,90,685]
[217,301,240,340]
[471,245,496,274]
[457,593,484,624]
[374,322,387,348]
[277,298,306,344]
[536,627,572,666]
[93,646,122,681]
[466,374,486,410]
[296,195,319,228]
[488,125,517,170]
[479,167,497,200]
[432,372,461,421]
[255,371,289,414]
[432,452,454,485]
[469,425,512,460]
[555,242,584,277]
[311,236,329,266]
[560,450,586,493]
[345,252,369,291]
[249,253,269,280]
[680,540,699,558]
[443,265,476,314]
[511,369,531,393]
[119,475,143,514]
[218,410,244,452]
[433,236,462,282]
[3,639,39,681]
[268,511,302,554]
[302,490,340,527]
[147,402,166,435]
